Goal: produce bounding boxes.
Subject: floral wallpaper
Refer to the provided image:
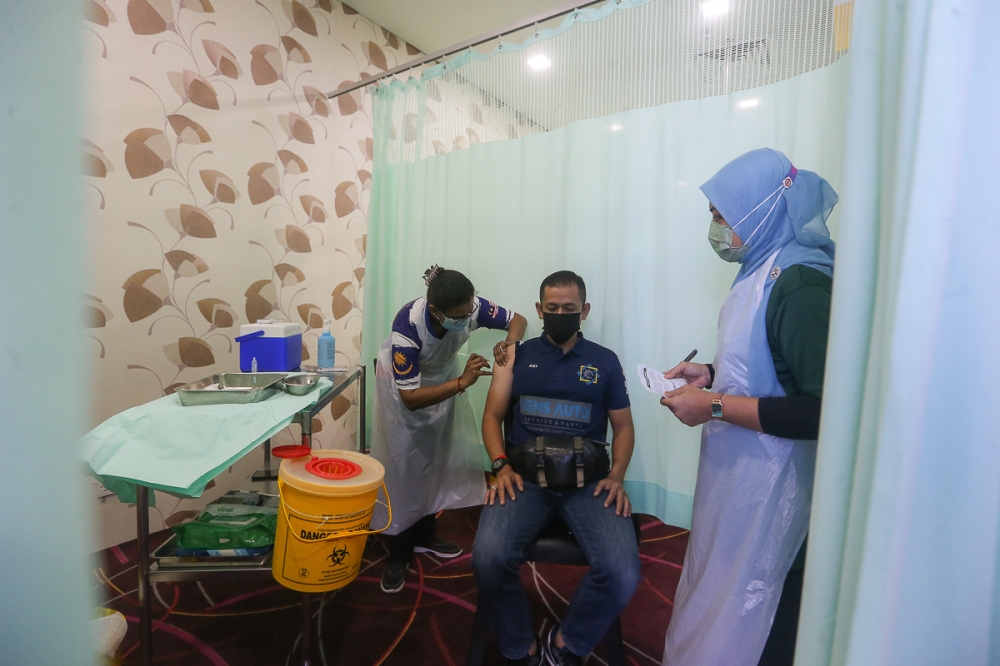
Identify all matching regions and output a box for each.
[82,0,417,549]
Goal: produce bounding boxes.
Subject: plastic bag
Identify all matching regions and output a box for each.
[172,502,277,550]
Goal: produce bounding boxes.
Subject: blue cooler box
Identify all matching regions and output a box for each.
[236,321,302,372]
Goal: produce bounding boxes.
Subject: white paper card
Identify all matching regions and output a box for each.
[636,364,687,395]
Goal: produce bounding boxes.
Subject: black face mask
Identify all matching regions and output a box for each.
[542,312,581,344]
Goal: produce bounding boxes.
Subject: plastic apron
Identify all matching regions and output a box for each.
[370,299,485,535]
[663,252,816,666]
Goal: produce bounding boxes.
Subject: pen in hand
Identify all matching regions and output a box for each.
[661,350,700,394]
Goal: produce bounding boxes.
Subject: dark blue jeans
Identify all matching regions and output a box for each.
[471,480,640,659]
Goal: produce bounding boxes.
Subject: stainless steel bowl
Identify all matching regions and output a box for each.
[281,373,321,396]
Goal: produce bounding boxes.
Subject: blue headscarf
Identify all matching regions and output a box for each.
[700,148,838,284]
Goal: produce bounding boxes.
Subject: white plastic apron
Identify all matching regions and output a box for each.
[663,252,816,665]
[370,299,485,535]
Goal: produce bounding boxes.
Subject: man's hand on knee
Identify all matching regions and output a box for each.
[486,466,525,506]
[593,476,632,517]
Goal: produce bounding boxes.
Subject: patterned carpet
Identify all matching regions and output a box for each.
[94,506,688,665]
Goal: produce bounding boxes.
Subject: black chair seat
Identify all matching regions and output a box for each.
[524,518,589,566]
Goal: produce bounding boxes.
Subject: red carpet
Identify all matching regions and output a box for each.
[94,506,687,665]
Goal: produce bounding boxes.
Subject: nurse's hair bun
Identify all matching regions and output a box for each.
[425,266,474,311]
[423,264,443,286]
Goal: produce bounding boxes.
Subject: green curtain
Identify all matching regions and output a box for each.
[363,58,849,528]
[797,0,1000,663]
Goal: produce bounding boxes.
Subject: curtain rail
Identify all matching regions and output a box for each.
[326,0,609,100]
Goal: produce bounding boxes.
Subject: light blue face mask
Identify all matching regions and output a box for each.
[441,316,470,331]
[708,183,786,263]
[708,221,749,263]
[435,310,471,331]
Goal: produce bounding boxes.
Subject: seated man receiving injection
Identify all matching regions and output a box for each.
[471,270,640,666]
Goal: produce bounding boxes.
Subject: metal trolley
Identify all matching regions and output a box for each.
[132,366,367,666]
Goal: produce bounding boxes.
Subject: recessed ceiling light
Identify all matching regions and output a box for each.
[701,0,729,18]
[609,123,623,132]
[527,55,551,71]
[738,98,760,109]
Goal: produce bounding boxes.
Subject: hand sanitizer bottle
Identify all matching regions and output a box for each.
[317,319,335,370]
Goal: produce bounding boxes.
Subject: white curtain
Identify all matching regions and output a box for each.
[363,0,851,528]
[0,3,96,665]
[797,0,1000,663]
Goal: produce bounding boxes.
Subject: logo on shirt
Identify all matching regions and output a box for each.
[578,365,599,385]
[487,301,499,318]
[392,351,413,374]
[528,364,538,368]
[520,396,592,423]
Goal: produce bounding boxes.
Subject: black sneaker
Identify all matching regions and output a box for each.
[542,624,583,666]
[380,562,406,594]
[412,535,462,559]
[505,636,543,666]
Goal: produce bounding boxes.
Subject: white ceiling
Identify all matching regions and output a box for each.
[344,0,585,57]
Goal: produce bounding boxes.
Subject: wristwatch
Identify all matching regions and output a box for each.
[710,395,724,420]
[490,455,509,474]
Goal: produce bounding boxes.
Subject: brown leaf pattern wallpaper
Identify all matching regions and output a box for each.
[83,0,417,548]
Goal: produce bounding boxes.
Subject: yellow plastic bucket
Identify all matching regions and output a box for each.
[272,449,390,593]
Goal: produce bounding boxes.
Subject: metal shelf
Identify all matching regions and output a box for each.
[148,560,275,583]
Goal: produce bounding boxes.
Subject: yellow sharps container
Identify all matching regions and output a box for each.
[272,448,389,593]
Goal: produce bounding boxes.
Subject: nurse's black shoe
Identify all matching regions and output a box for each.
[504,636,543,666]
[542,624,583,666]
[380,562,406,594]
[412,535,462,558]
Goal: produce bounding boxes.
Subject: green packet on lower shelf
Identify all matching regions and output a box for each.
[172,502,278,550]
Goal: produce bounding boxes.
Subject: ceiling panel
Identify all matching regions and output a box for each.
[344,0,581,55]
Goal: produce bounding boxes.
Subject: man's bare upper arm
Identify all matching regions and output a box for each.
[484,343,516,421]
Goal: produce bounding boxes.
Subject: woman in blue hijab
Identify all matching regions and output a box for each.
[659,148,837,666]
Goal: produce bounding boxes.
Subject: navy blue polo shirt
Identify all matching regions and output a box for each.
[505,333,630,448]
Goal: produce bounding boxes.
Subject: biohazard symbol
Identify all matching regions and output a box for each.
[327,544,349,566]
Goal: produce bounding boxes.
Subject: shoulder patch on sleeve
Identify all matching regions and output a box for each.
[390,301,422,387]
[475,296,514,330]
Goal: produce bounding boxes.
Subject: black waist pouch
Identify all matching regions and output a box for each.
[507,436,611,491]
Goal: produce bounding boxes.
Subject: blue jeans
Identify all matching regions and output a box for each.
[471,481,640,659]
